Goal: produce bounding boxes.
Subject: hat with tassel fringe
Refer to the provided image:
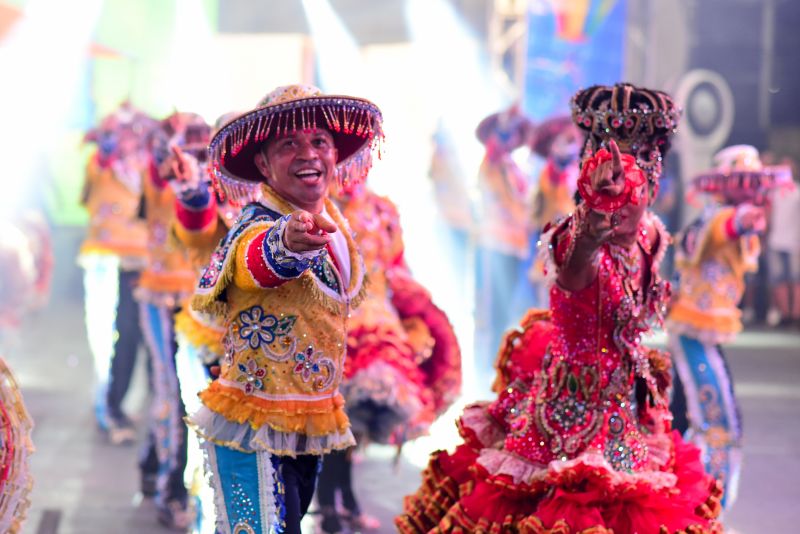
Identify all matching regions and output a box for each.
[208,84,384,205]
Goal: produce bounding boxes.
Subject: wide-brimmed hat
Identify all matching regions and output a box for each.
[83,102,154,145]
[571,83,680,184]
[692,145,792,198]
[208,84,383,204]
[530,115,580,158]
[475,105,534,153]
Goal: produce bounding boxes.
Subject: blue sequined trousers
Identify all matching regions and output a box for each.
[206,445,320,534]
[139,302,188,506]
[669,333,742,508]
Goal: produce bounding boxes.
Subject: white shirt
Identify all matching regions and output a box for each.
[322,207,351,288]
[769,185,800,252]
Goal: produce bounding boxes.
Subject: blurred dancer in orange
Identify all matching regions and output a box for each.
[474,105,534,391]
[136,112,208,529]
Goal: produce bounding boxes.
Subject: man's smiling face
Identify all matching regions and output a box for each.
[255,128,339,213]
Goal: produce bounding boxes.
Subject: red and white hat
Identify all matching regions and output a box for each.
[692,145,792,198]
[208,84,384,205]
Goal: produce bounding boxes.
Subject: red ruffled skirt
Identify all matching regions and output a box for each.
[397,428,722,534]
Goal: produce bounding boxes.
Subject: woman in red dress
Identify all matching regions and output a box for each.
[396,84,723,534]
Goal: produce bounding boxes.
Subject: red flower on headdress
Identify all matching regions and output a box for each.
[577,149,647,213]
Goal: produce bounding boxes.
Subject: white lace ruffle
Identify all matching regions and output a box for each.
[341,360,425,421]
[664,319,736,345]
[476,447,679,492]
[458,402,506,448]
[188,406,355,457]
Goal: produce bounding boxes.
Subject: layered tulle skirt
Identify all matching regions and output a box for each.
[397,404,723,534]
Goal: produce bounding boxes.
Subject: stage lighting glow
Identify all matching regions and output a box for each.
[403,0,509,398]
[300,0,365,94]
[167,0,219,121]
[405,0,507,178]
[0,0,103,214]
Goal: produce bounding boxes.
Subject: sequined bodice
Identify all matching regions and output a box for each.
[494,215,670,472]
[547,242,659,377]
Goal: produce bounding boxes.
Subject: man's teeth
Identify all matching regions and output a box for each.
[296,170,320,177]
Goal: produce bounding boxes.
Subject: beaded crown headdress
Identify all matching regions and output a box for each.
[208,84,384,205]
[571,83,680,185]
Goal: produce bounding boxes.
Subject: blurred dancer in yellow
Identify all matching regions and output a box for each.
[668,145,792,510]
[474,104,534,391]
[137,112,208,529]
[78,104,151,444]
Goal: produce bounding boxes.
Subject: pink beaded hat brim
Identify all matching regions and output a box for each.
[692,166,793,196]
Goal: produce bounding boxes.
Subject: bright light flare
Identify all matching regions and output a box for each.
[0,0,103,213]
[300,0,365,94]
[166,0,219,121]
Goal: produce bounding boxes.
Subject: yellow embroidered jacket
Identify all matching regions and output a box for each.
[135,169,197,306]
[190,184,365,456]
[667,206,760,344]
[79,153,148,269]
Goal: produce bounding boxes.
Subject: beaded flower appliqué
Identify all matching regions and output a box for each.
[233,305,298,362]
[293,346,336,391]
[236,358,267,395]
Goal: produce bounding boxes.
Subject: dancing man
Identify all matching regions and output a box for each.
[667,145,791,509]
[187,84,383,534]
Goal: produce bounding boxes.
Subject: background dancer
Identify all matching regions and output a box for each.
[79,104,151,444]
[667,145,793,509]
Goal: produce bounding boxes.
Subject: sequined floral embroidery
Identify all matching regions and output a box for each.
[232,305,298,362]
[293,346,336,390]
[603,412,646,472]
[238,305,296,349]
[237,358,267,394]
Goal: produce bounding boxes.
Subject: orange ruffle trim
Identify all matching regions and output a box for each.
[79,242,148,260]
[199,381,350,436]
[174,308,224,354]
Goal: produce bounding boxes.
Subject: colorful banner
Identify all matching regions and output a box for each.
[525,0,627,120]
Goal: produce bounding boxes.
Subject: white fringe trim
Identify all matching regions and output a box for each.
[188,406,355,457]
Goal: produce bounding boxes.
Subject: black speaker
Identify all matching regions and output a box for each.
[688,0,766,148]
